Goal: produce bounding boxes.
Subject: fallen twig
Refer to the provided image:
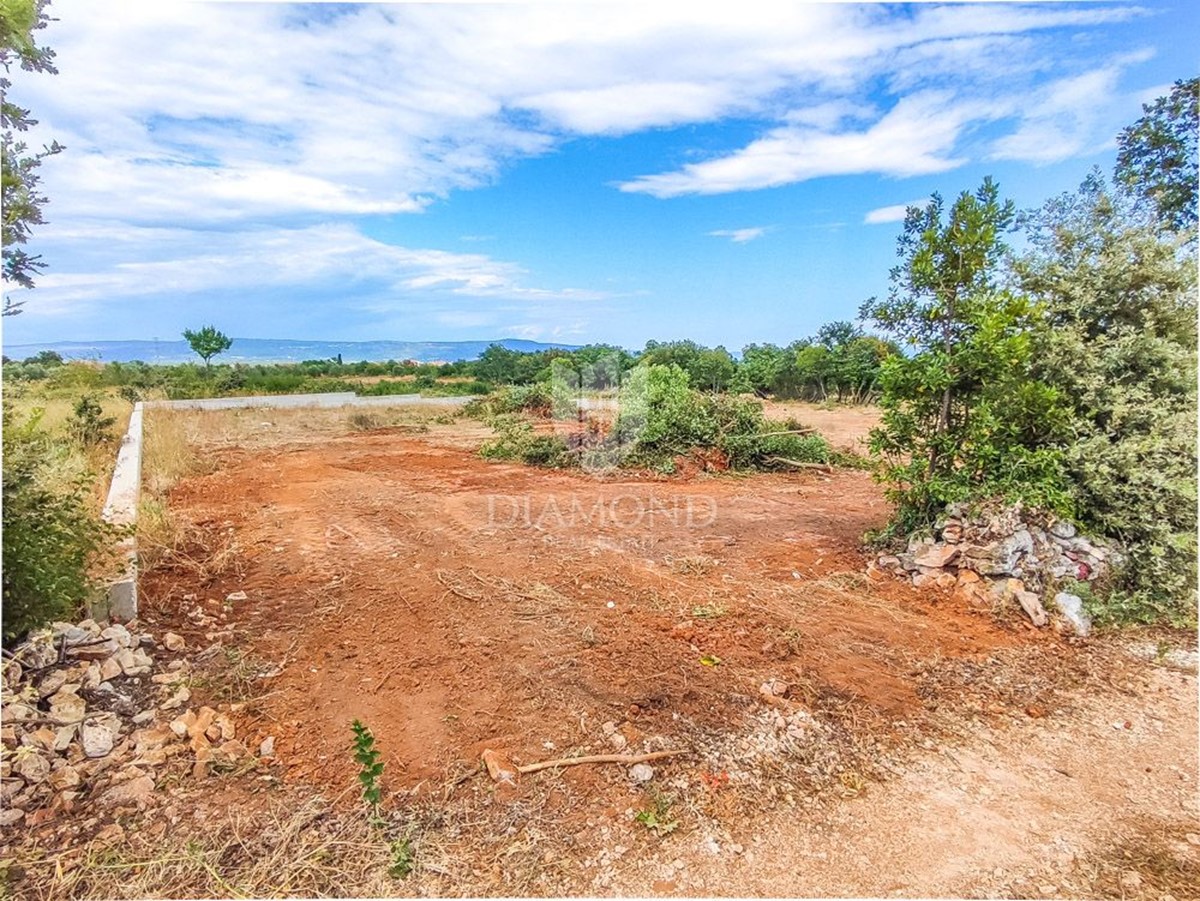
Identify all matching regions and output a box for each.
[482,747,689,782]
[767,456,833,472]
[518,749,687,774]
[749,427,819,438]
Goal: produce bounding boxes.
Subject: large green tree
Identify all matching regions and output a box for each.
[2,0,62,315]
[1013,173,1197,621]
[1115,77,1198,235]
[861,178,1070,530]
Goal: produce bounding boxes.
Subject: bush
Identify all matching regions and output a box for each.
[465,384,553,418]
[616,365,832,471]
[2,408,116,645]
[479,415,572,468]
[68,393,117,448]
[1015,176,1197,622]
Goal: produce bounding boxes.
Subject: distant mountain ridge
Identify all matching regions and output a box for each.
[2,337,584,365]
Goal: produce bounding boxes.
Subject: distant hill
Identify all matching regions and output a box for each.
[1,337,584,365]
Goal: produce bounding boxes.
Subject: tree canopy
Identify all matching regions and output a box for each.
[1,0,62,315]
[183,325,234,371]
[1115,76,1198,234]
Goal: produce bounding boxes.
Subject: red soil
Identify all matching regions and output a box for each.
[142,430,1031,801]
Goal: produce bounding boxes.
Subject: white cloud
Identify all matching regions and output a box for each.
[620,92,992,197]
[18,1,1155,224]
[29,221,608,316]
[990,53,1156,164]
[3,0,1167,342]
[864,199,930,225]
[709,227,768,244]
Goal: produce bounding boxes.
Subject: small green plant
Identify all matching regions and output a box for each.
[479,415,572,468]
[68,393,117,447]
[350,719,385,808]
[118,385,142,406]
[388,835,415,879]
[635,791,679,836]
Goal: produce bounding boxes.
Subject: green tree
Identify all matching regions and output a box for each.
[861,178,1071,531]
[692,347,736,392]
[183,325,233,372]
[815,320,861,349]
[1013,173,1197,621]
[733,343,790,396]
[1115,77,1198,235]
[2,0,63,315]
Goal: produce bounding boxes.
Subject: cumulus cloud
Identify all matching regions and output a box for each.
[709,227,768,244]
[21,1,1154,222]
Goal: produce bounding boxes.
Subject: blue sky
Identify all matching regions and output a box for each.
[2,0,1196,351]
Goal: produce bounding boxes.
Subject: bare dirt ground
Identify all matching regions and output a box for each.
[760,400,881,453]
[109,406,1195,898]
[11,404,1193,899]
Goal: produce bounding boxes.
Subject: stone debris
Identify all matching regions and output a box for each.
[1052,592,1092,637]
[628,763,655,783]
[80,720,116,758]
[163,632,186,652]
[875,501,1121,629]
[1,611,255,833]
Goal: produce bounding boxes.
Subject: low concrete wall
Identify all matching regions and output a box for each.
[98,402,143,621]
[144,392,357,411]
[346,394,473,407]
[144,393,473,411]
[99,391,474,619]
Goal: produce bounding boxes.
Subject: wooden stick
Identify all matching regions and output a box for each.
[767,456,832,471]
[514,748,688,775]
[748,428,819,438]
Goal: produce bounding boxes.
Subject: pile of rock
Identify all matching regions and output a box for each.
[1,617,272,830]
[871,502,1120,634]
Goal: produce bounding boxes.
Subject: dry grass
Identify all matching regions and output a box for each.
[6,792,401,900]
[1067,818,1200,900]
[5,383,135,513]
[668,554,719,576]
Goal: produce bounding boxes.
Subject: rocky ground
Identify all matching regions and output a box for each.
[1,615,274,838]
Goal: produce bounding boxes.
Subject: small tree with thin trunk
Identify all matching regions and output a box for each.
[859,177,1071,534]
[183,325,232,373]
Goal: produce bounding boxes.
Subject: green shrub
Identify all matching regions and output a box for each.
[1015,176,1197,623]
[479,415,573,468]
[68,393,117,448]
[615,366,832,471]
[2,407,116,645]
[465,384,553,418]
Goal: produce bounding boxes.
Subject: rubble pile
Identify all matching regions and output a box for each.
[871,502,1121,634]
[0,617,273,831]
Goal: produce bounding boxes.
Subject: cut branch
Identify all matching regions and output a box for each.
[766,456,833,472]
[516,748,688,775]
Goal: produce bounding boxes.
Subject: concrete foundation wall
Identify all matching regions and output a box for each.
[98,402,143,621]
